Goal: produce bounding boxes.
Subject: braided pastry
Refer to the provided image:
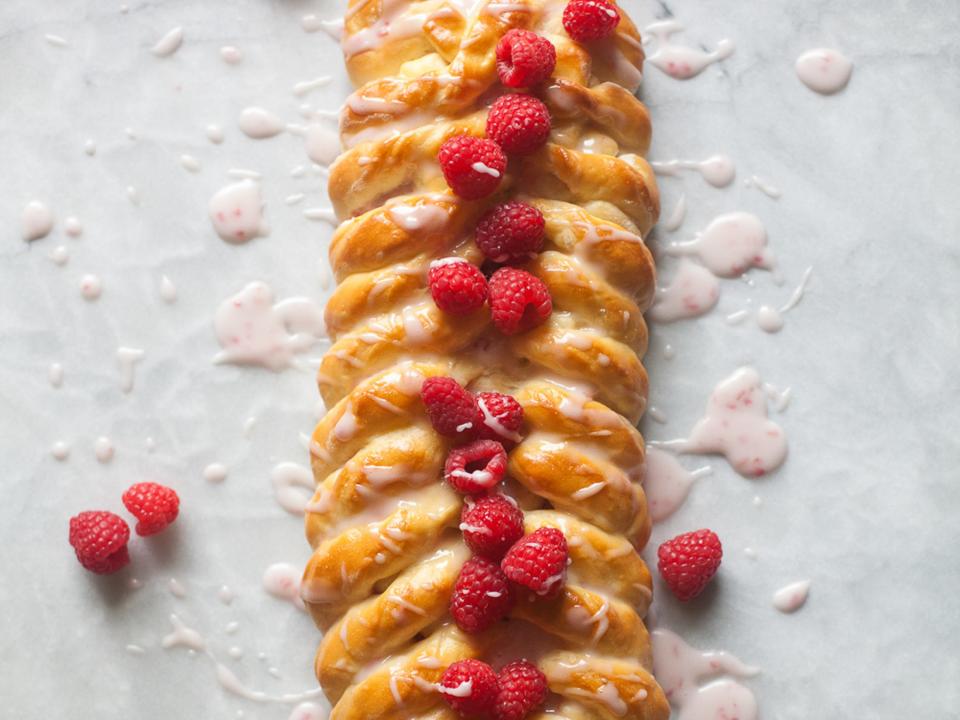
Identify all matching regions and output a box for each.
[302,1,667,717]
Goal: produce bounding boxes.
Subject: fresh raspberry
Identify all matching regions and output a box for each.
[657,528,723,601]
[486,94,551,156]
[488,267,552,335]
[445,440,508,495]
[440,658,500,718]
[496,29,557,88]
[494,661,548,720]
[450,556,515,635]
[122,482,180,537]
[475,202,545,263]
[460,495,524,560]
[476,392,525,445]
[501,526,568,598]
[562,0,620,42]
[438,134,507,200]
[68,510,131,574]
[421,376,483,438]
[429,259,489,315]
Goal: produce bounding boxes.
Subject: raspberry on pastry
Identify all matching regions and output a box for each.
[476,391,525,445]
[486,94,552,156]
[460,495,525,560]
[501,526,568,598]
[438,135,507,199]
[563,0,621,42]
[496,29,557,88]
[450,556,515,634]
[488,267,553,335]
[475,201,545,264]
[494,660,548,720]
[429,259,489,315]
[421,376,483,438]
[445,439,508,495]
[439,658,500,717]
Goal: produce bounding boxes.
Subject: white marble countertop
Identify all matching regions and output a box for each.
[1,0,957,718]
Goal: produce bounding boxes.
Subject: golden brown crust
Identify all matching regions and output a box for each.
[304,1,668,717]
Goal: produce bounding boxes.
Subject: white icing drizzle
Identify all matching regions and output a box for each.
[212,282,326,371]
[22,201,54,241]
[293,76,332,97]
[94,436,115,463]
[151,27,184,58]
[665,212,775,277]
[796,48,853,94]
[116,347,144,393]
[471,162,500,178]
[80,274,103,301]
[772,580,811,613]
[204,463,228,484]
[159,274,177,303]
[161,614,322,704]
[650,155,735,188]
[643,448,711,523]
[744,175,782,199]
[238,107,285,139]
[44,244,68,270]
[652,628,759,716]
[51,441,70,461]
[263,563,307,611]
[644,21,734,80]
[168,577,188,598]
[341,0,427,59]
[647,260,719,323]
[208,180,269,243]
[48,363,64,388]
[649,367,787,478]
[662,193,686,231]
[220,46,243,64]
[271,462,315,515]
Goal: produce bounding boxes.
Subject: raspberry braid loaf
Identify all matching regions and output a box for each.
[302,1,666,718]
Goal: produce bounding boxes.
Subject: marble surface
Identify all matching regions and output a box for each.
[1,0,958,718]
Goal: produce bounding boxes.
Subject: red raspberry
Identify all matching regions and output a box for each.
[122,482,180,537]
[501,526,568,598]
[438,134,506,200]
[562,0,620,42]
[445,439,508,495]
[486,94,551,156]
[429,259,488,315]
[440,658,500,718]
[68,510,131,574]
[657,528,723,601]
[496,29,557,88]
[494,661,548,720]
[476,391,525,445]
[475,202,545,263]
[460,495,524,560]
[421,376,483,438]
[450,556,515,635]
[488,267,552,335]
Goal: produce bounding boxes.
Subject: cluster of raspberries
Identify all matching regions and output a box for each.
[429,0,623,344]
[68,482,180,574]
[420,377,570,635]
